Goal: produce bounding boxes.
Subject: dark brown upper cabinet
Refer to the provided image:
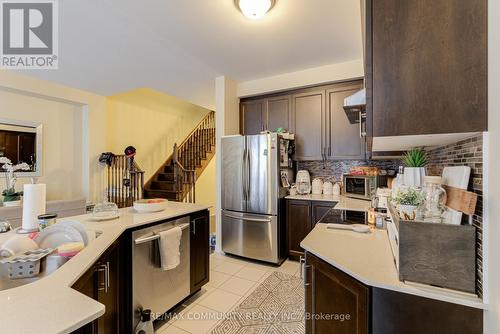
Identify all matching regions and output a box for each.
[291,90,326,160]
[267,95,291,132]
[240,96,292,135]
[327,81,365,160]
[240,81,365,160]
[366,0,487,137]
[241,99,266,135]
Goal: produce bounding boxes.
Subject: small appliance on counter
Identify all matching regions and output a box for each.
[343,174,388,200]
[296,170,311,195]
[375,188,392,210]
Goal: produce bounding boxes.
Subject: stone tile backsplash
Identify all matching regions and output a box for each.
[296,159,400,182]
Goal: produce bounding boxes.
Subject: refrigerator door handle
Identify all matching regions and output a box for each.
[241,148,247,201]
[246,146,251,201]
[223,213,272,223]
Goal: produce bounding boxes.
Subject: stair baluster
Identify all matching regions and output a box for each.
[143,111,215,203]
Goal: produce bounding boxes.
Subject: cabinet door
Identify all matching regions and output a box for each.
[370,0,487,136]
[311,202,334,226]
[241,100,265,135]
[286,200,312,260]
[72,267,98,334]
[190,211,210,293]
[292,91,326,160]
[96,244,119,334]
[266,95,291,132]
[327,83,365,160]
[305,252,369,334]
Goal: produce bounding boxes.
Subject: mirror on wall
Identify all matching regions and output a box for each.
[0,119,42,176]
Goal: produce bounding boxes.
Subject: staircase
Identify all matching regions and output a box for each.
[144,111,216,202]
[105,155,145,208]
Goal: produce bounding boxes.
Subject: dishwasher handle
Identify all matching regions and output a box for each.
[134,223,189,245]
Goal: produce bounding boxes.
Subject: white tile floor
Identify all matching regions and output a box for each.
[157,253,301,334]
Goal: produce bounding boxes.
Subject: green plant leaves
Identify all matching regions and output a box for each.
[402,148,429,167]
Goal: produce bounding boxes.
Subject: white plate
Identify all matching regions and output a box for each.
[34,225,84,249]
[91,212,120,221]
[58,220,89,246]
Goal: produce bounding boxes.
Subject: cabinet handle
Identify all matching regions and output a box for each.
[299,256,305,279]
[303,263,312,287]
[106,261,110,292]
[95,264,107,292]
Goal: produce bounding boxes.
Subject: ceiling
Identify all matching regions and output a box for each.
[25,0,363,109]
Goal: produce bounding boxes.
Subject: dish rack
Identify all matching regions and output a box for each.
[0,248,54,279]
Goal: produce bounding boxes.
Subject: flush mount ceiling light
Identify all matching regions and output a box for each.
[235,0,276,20]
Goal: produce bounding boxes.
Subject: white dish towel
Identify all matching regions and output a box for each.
[157,226,182,270]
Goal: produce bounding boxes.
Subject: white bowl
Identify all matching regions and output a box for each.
[0,235,38,257]
[133,199,168,213]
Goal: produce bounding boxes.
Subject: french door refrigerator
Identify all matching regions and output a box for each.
[221,133,286,264]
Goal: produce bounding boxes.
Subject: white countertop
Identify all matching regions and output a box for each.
[0,202,209,334]
[301,223,485,309]
[285,194,371,212]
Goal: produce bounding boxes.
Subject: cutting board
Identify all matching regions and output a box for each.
[442,166,471,225]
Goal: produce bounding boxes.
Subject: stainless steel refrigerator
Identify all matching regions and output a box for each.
[221,133,288,264]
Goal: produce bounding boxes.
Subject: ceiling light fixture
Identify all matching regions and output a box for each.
[235,0,276,20]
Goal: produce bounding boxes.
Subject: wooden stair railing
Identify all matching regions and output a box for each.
[106,155,145,208]
[144,111,216,203]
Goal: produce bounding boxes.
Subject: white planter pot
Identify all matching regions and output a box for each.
[403,167,426,187]
[3,199,21,207]
[399,204,418,220]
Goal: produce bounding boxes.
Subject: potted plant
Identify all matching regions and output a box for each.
[393,187,424,220]
[402,148,428,187]
[0,157,30,207]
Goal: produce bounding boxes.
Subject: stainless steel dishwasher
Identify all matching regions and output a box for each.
[131,216,190,328]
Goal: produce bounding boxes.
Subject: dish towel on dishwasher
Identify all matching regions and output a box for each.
[157,226,182,270]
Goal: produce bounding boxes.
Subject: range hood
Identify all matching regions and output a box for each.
[343,88,366,124]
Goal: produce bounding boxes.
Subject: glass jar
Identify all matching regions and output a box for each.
[38,213,57,230]
[421,176,447,223]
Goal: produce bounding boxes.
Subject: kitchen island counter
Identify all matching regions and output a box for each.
[301,223,484,309]
[0,202,209,334]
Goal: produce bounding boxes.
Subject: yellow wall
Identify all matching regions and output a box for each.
[0,90,83,200]
[0,71,107,203]
[107,88,216,207]
[0,75,216,207]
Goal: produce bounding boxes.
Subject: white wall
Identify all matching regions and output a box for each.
[237,59,364,98]
[0,90,83,200]
[485,0,500,331]
[215,76,239,252]
[0,72,107,203]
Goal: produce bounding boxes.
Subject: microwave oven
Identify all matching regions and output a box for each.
[343,174,388,200]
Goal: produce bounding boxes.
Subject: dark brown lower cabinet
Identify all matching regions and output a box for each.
[287,200,337,260]
[190,211,210,293]
[287,200,312,260]
[305,252,369,334]
[372,288,483,334]
[72,242,120,334]
[304,251,483,334]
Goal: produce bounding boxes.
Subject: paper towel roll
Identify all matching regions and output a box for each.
[22,183,46,232]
